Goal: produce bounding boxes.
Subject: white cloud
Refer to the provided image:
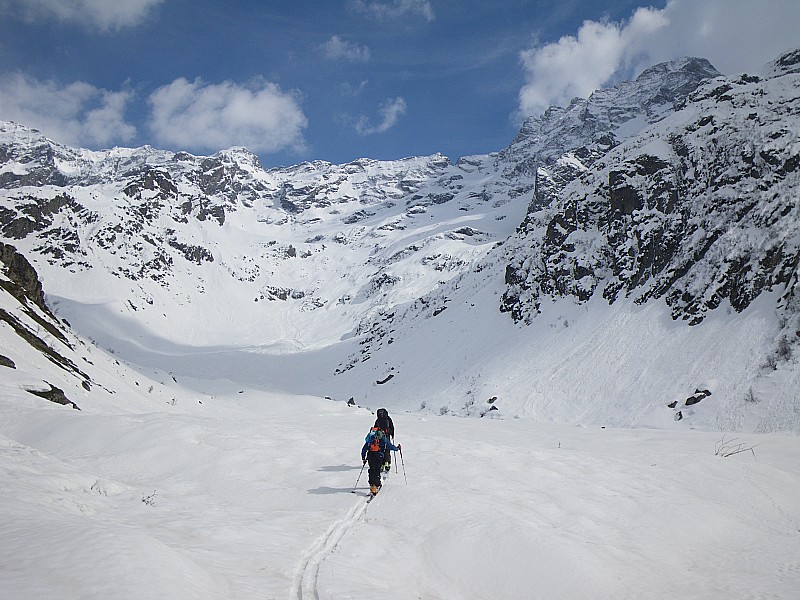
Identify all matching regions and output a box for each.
[518,0,800,118]
[0,0,163,31]
[338,80,370,98]
[355,97,407,135]
[322,36,371,62]
[0,73,136,146]
[350,0,434,22]
[147,78,307,154]
[518,7,668,118]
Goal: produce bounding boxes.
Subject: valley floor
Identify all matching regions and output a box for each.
[1,387,799,599]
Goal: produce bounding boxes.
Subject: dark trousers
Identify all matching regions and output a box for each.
[367,451,383,487]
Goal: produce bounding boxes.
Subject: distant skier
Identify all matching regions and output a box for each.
[361,425,400,496]
[374,407,395,472]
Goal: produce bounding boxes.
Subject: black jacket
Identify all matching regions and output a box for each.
[374,415,394,439]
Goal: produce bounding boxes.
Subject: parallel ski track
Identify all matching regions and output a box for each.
[290,493,373,600]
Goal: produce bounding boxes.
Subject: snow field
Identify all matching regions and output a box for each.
[2,377,797,600]
[321,416,800,599]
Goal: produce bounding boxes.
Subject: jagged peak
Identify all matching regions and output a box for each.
[213,146,263,170]
[504,54,723,163]
[762,47,800,78]
[0,120,63,150]
[0,120,42,138]
[587,56,721,110]
[635,56,720,81]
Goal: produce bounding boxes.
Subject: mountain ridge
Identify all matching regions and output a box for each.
[1,50,798,431]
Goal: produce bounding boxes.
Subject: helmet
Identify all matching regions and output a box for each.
[377,408,388,419]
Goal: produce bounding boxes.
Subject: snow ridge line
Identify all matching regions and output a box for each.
[290,496,369,600]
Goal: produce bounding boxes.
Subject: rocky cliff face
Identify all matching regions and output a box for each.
[495,57,721,198]
[0,241,47,311]
[0,242,90,391]
[499,50,800,363]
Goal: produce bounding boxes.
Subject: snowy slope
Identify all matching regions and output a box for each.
[0,259,798,598]
[1,245,799,599]
[1,370,798,600]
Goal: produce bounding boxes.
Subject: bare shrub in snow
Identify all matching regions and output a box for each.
[744,387,759,404]
[714,435,757,458]
[776,337,792,361]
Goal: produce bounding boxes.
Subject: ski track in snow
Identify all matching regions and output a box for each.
[290,494,370,600]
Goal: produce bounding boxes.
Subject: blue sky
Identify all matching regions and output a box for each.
[0,0,798,168]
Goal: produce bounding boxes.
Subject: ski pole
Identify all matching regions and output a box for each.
[394,450,398,473]
[352,459,367,492]
[399,446,407,485]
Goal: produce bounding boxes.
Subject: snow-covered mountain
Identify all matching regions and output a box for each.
[2,47,800,600]
[1,49,799,432]
[502,53,799,327]
[2,196,799,600]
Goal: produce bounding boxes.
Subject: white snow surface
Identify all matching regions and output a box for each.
[1,376,798,599]
[1,273,799,599]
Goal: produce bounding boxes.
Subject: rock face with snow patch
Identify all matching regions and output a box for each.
[500,50,800,358]
[1,241,47,310]
[0,242,90,387]
[495,57,720,201]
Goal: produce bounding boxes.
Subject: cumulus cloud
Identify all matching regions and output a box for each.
[147,78,307,154]
[518,0,800,118]
[518,7,668,117]
[355,97,407,135]
[322,36,371,62]
[350,0,434,22]
[0,0,163,31]
[0,73,135,146]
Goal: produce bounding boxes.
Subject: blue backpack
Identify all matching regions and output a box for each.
[365,427,384,452]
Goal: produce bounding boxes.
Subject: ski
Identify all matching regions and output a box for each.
[366,484,383,503]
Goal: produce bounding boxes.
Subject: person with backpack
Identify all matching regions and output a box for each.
[374,408,395,472]
[361,425,401,496]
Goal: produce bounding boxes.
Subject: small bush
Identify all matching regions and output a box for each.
[744,387,759,404]
[715,435,757,458]
[776,337,792,360]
